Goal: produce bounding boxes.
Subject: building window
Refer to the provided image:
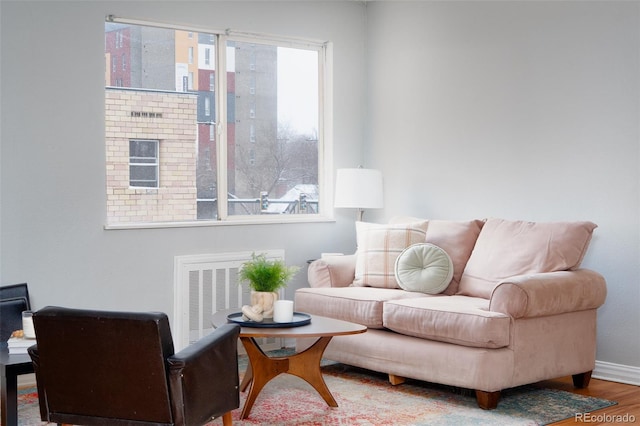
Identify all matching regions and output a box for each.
[129,140,159,188]
[105,18,331,226]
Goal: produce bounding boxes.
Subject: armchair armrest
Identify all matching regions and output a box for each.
[27,345,49,421]
[308,254,356,288]
[489,269,606,319]
[167,323,241,425]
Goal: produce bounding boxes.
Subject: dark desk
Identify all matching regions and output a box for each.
[0,343,34,426]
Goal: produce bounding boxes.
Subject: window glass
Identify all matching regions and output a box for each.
[227,40,319,216]
[105,20,327,226]
[129,140,159,188]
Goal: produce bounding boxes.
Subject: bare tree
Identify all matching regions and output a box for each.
[233,121,318,201]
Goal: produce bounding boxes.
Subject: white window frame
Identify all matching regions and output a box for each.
[105,16,334,228]
[215,32,333,224]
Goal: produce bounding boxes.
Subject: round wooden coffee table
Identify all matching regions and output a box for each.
[212,310,366,419]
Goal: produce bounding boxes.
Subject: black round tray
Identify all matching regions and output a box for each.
[227,312,311,328]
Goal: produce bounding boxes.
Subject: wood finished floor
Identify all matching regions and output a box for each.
[535,376,640,425]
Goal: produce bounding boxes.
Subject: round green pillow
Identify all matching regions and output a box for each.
[394,243,453,294]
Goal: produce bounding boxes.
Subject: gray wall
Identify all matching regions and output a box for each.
[2,0,639,376]
[0,1,366,308]
[366,1,640,371]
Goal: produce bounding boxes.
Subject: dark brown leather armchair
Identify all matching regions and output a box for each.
[28,306,240,426]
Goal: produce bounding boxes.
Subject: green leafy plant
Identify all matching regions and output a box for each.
[239,253,300,292]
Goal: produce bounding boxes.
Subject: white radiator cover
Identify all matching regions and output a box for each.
[173,250,285,351]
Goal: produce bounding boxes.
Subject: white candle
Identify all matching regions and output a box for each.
[22,311,36,339]
[273,300,294,323]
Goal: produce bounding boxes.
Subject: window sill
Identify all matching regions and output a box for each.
[104,215,336,230]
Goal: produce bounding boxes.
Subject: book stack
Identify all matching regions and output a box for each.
[7,336,36,354]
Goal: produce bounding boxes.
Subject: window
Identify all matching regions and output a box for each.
[129,140,159,188]
[105,18,331,226]
[204,97,211,117]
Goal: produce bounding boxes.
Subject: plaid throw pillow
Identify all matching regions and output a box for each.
[353,221,428,288]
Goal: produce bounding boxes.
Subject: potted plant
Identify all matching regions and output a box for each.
[239,253,299,319]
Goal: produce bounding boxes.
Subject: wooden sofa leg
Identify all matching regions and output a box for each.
[572,370,592,388]
[475,390,501,410]
[222,411,233,426]
[388,374,406,385]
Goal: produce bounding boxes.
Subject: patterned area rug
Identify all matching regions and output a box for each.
[11,357,616,425]
[206,363,616,425]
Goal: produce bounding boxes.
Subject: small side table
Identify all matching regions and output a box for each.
[0,343,35,426]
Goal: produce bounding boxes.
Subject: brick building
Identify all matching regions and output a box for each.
[105,88,198,223]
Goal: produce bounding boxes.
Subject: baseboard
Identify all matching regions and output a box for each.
[593,360,640,386]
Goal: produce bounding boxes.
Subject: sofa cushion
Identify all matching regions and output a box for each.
[458,218,597,299]
[394,243,453,294]
[295,287,425,329]
[389,217,484,294]
[383,296,511,349]
[353,221,428,289]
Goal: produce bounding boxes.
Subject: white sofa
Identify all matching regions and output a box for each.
[295,218,607,409]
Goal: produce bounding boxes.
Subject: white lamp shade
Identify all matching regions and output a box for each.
[334,168,384,209]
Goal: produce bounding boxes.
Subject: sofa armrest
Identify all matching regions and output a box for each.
[489,269,607,319]
[167,323,240,425]
[308,255,356,288]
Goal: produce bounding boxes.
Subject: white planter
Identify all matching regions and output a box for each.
[250,290,279,319]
